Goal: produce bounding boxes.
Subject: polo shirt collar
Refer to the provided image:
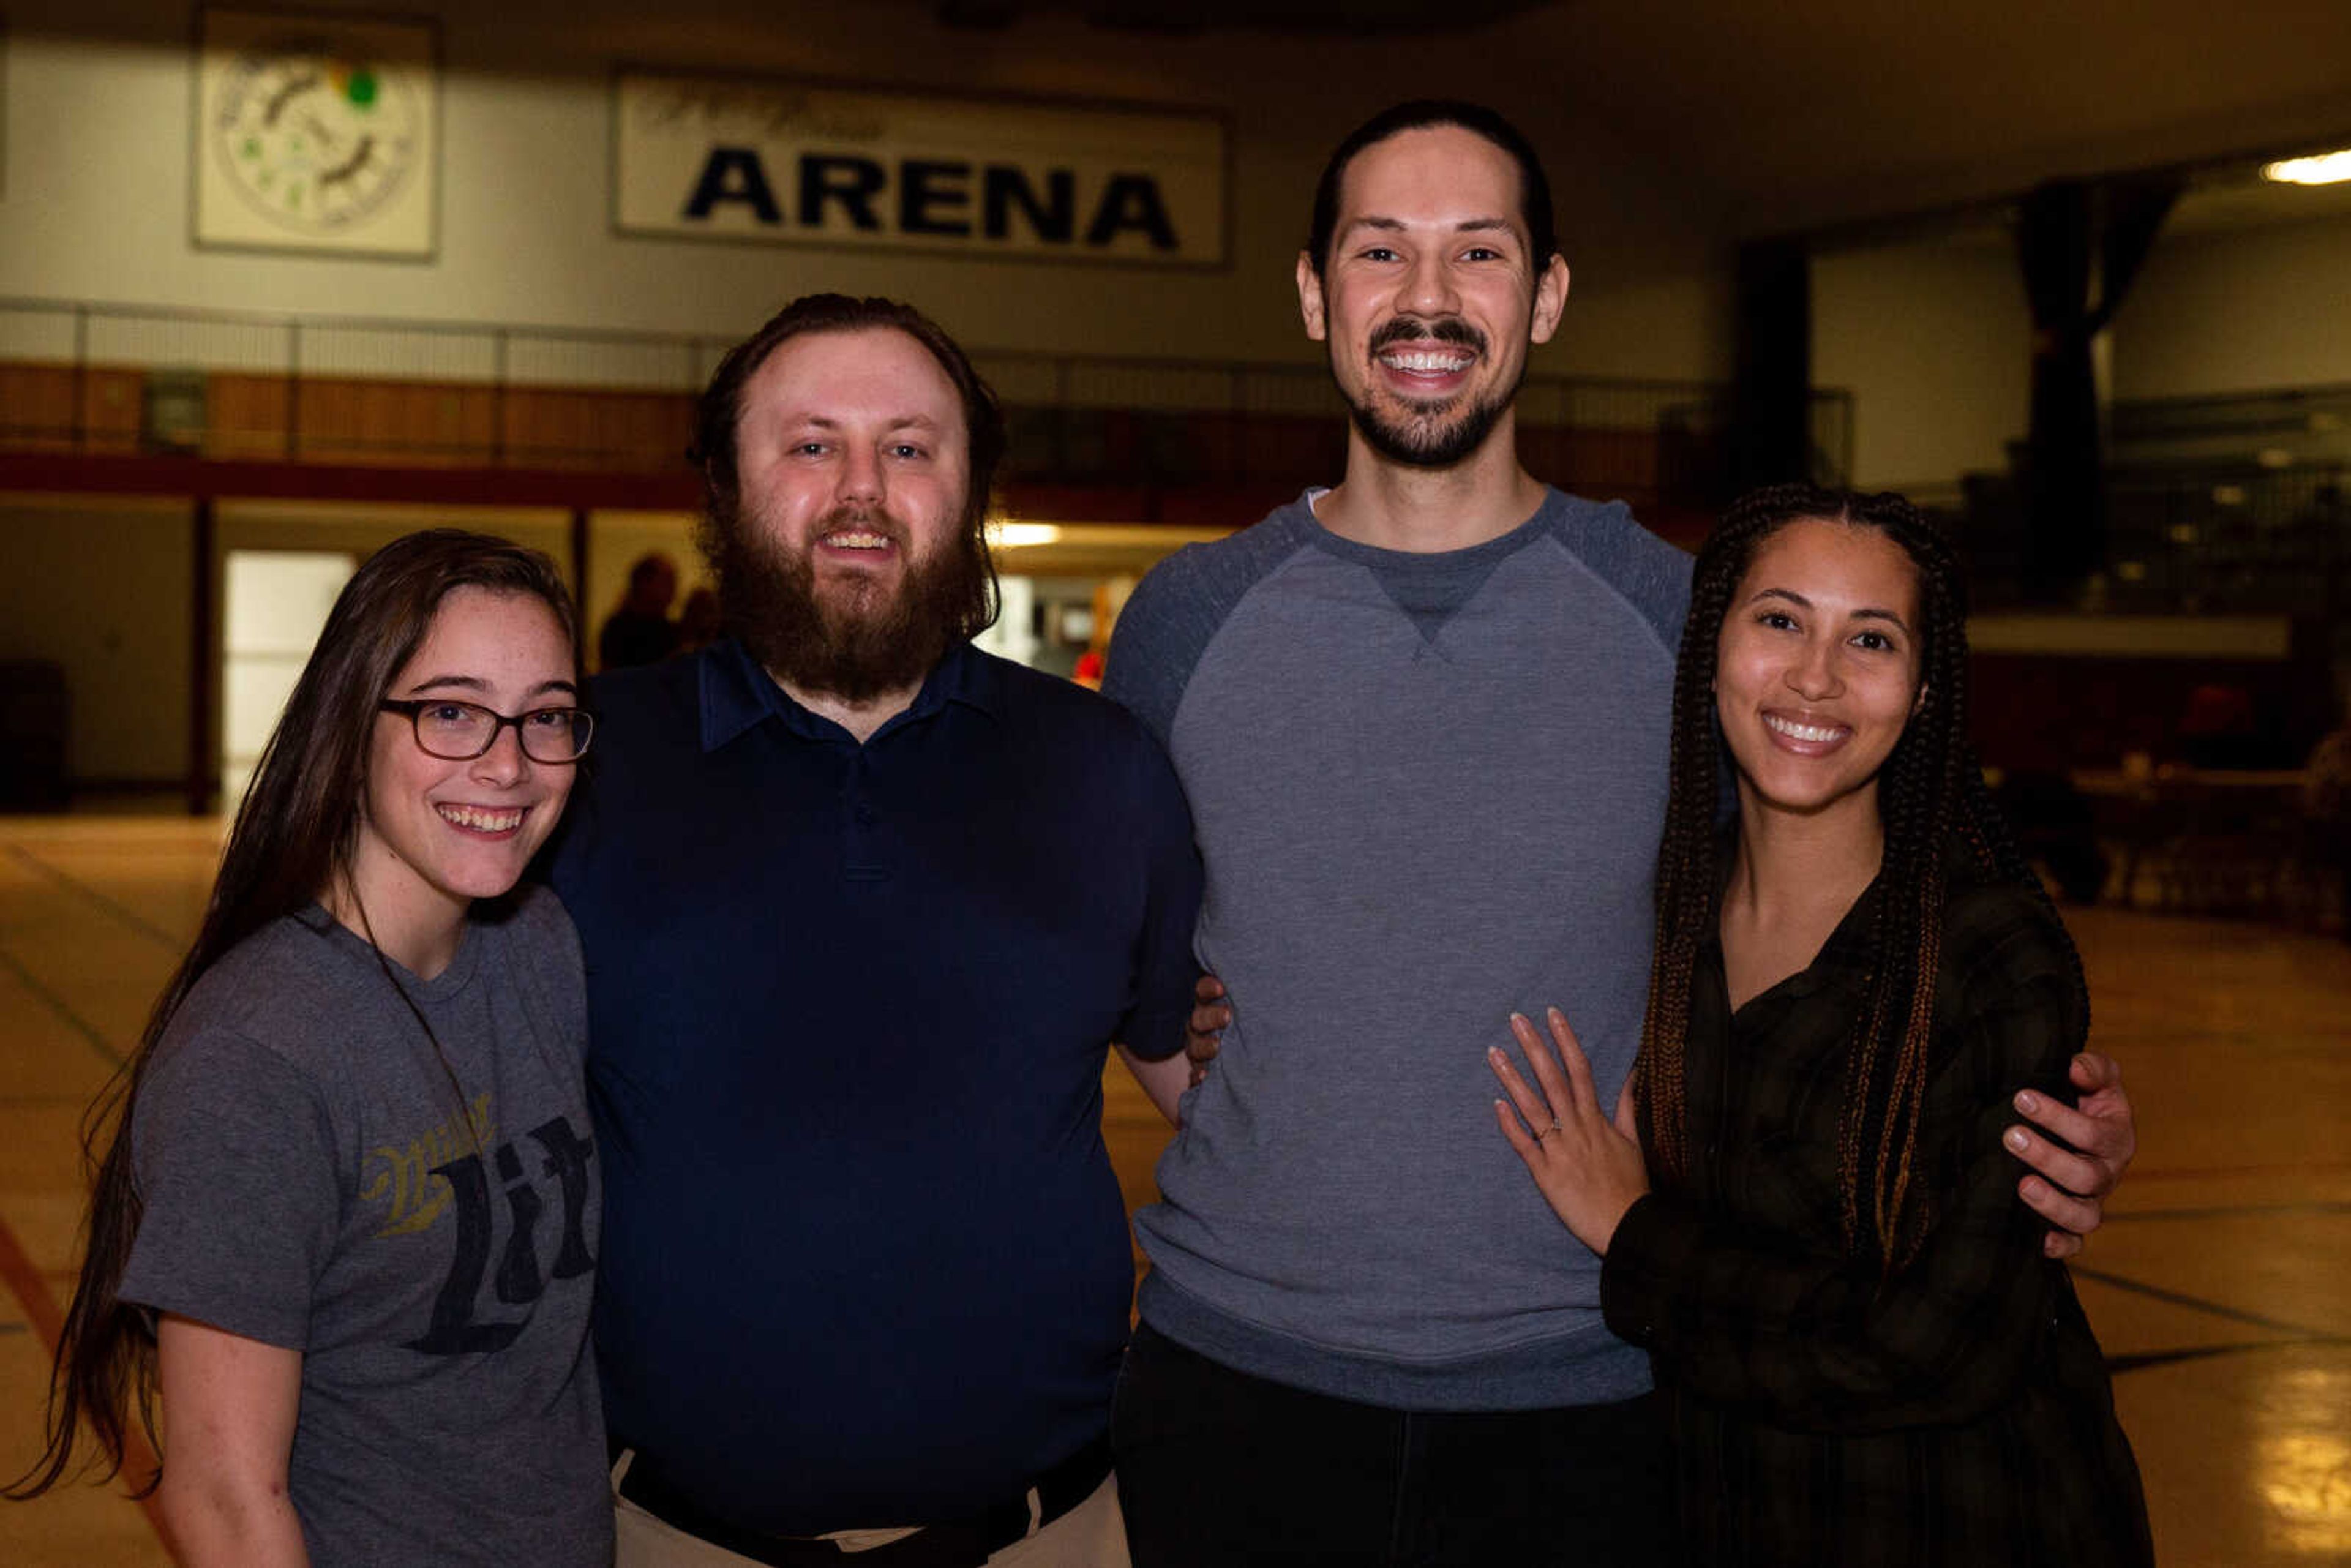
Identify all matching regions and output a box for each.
[697,636,1004,751]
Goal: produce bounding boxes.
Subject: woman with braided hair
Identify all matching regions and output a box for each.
[1490,484,2152,1566]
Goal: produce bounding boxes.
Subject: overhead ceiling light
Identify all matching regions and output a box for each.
[2261,149,2351,186]
[988,520,1063,547]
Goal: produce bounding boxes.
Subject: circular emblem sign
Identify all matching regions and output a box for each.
[211,36,423,234]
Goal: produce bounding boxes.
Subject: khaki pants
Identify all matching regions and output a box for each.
[612,1463,1130,1568]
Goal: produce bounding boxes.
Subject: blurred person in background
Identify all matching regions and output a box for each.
[599,551,681,670]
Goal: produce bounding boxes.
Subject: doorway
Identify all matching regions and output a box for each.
[221,549,355,807]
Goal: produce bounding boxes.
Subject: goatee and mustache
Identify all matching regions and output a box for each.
[1340,315,1517,469]
[706,501,996,703]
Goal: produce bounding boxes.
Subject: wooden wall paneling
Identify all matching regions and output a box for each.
[0,364,80,448]
[81,369,145,454]
[204,373,290,459]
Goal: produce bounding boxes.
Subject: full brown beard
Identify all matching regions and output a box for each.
[710,502,994,705]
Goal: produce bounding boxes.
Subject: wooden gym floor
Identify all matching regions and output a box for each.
[0,814,2345,1565]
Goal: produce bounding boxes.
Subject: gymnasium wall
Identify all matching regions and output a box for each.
[1814,207,2351,493]
[0,0,1733,378]
[0,0,1752,795]
[2111,209,2351,400]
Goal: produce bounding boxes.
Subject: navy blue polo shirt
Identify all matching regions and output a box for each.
[544,638,1201,1534]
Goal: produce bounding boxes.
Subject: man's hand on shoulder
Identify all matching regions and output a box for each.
[1186,973,1231,1088]
[1114,966,1228,1127]
[2004,1051,2137,1259]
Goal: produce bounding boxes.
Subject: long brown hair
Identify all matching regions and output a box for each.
[1632,484,2081,1270]
[7,530,577,1498]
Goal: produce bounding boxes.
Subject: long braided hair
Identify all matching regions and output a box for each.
[1632,484,2079,1271]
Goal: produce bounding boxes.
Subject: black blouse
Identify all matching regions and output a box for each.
[1602,871,2154,1568]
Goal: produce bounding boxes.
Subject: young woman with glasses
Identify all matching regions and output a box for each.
[10,531,612,1567]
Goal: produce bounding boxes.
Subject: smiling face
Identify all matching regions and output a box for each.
[738,326,969,610]
[350,586,578,951]
[1714,517,1925,825]
[1297,122,1569,469]
[718,326,988,701]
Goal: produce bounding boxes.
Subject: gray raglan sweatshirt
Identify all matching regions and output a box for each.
[1104,487,1690,1411]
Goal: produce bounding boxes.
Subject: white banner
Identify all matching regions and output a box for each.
[613,72,1226,268]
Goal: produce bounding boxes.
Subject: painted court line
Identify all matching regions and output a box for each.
[2106,1339,2351,1376]
[2072,1264,2341,1340]
[3,844,185,953]
[0,1207,170,1544]
[0,943,125,1070]
[0,843,171,1544]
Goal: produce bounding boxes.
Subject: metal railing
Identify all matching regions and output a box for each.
[0,298,730,391]
[2101,460,2350,621]
[1934,379,2351,628]
[0,295,1853,506]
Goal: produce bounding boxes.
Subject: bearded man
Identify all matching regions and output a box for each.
[542,293,1200,1568]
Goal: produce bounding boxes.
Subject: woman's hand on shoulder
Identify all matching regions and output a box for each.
[1489,1008,1650,1256]
[2006,1050,2137,1258]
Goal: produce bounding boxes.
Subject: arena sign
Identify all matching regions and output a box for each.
[613,73,1227,266]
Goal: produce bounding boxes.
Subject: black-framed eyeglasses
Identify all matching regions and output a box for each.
[379,699,594,763]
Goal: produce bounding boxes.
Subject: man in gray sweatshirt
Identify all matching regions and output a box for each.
[1102,99,2136,1564]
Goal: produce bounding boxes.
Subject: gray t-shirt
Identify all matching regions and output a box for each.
[118,887,609,1567]
[1105,487,1689,1411]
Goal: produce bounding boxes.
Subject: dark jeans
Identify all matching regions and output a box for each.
[1113,1321,1668,1568]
